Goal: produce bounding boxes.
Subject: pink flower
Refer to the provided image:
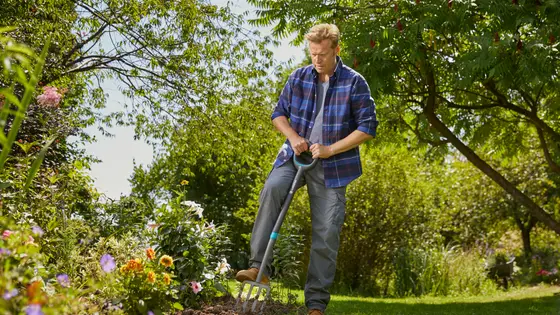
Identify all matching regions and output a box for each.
[190,281,203,294]
[25,235,35,245]
[536,269,551,276]
[2,230,13,240]
[36,86,62,108]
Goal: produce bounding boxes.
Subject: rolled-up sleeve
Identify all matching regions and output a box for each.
[351,76,378,136]
[271,77,292,120]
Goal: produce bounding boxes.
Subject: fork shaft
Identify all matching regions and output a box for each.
[256,167,305,283]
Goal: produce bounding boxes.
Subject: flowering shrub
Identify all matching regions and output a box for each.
[150,195,232,308]
[36,86,65,108]
[116,248,180,314]
[0,219,90,314]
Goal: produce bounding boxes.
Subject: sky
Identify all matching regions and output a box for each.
[83,0,305,199]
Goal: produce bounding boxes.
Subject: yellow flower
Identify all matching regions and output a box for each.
[146,248,156,260]
[163,273,171,285]
[180,180,189,186]
[159,255,173,267]
[120,265,129,273]
[147,271,156,283]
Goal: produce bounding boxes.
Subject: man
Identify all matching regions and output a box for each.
[236,23,378,315]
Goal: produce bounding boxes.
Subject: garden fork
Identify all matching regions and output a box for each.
[235,148,318,314]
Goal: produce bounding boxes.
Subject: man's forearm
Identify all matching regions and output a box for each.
[328,130,373,155]
[272,116,299,140]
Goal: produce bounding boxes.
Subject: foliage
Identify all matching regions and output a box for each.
[335,145,440,295]
[271,229,305,288]
[394,245,498,297]
[0,219,94,314]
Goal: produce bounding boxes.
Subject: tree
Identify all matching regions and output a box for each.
[246,0,560,233]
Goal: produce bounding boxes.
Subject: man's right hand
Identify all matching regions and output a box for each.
[289,136,309,156]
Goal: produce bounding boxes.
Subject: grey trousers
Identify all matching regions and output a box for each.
[249,159,346,312]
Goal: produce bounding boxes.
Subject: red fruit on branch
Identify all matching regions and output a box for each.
[353,57,359,68]
[512,0,518,4]
[516,39,523,51]
[549,34,556,44]
[396,19,403,32]
[416,0,420,4]
[494,32,500,42]
[448,0,453,8]
[370,38,376,48]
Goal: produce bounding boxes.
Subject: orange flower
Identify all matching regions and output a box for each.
[125,258,143,272]
[159,255,173,267]
[163,273,171,285]
[147,271,156,283]
[146,248,156,260]
[27,281,47,305]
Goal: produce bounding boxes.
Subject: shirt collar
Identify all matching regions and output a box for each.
[312,56,343,81]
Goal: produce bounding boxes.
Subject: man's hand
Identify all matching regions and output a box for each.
[310,143,334,159]
[289,136,309,155]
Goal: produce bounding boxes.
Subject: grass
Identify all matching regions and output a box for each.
[227,281,560,314]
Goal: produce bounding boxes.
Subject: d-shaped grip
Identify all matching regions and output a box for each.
[293,150,318,170]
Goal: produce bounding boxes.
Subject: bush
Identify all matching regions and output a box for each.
[393,245,498,297]
[150,195,232,308]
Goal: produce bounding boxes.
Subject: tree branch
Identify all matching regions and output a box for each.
[484,81,560,143]
[536,126,560,174]
[438,95,500,110]
[63,23,110,67]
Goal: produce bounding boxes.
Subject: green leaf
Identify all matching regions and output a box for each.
[24,137,56,191]
[173,302,184,310]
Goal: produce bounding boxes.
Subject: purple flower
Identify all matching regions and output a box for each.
[31,226,44,237]
[100,254,116,273]
[147,311,155,315]
[551,268,558,275]
[56,274,70,287]
[2,289,18,300]
[25,304,43,315]
[0,248,11,255]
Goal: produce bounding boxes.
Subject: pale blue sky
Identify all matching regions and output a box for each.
[84,0,305,199]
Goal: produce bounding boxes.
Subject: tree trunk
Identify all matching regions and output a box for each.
[420,57,560,235]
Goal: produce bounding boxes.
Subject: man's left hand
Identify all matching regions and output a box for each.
[310,143,334,159]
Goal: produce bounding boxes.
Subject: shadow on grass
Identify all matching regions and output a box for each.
[327,295,560,315]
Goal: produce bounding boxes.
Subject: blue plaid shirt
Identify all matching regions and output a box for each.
[271,56,378,188]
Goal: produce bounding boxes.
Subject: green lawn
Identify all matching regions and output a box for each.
[229,281,560,314]
[326,285,560,315]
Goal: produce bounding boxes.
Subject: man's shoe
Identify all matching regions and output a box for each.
[308,309,324,315]
[235,267,269,284]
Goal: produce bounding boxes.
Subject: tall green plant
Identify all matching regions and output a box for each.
[0,27,50,187]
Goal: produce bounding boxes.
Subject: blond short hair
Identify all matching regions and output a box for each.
[305,24,340,48]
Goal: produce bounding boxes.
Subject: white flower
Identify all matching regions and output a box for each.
[203,272,215,280]
[216,258,231,275]
[181,200,204,218]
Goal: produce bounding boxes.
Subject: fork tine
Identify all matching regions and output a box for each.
[259,288,271,314]
[242,283,254,312]
[251,286,263,313]
[235,281,246,309]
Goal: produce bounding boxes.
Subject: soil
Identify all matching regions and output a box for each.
[179,296,305,315]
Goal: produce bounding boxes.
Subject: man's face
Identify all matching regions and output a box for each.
[309,39,340,75]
